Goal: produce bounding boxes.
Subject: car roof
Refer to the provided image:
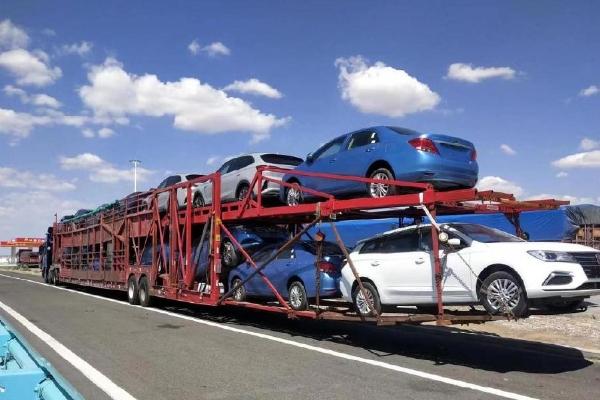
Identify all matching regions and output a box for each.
[356,222,477,244]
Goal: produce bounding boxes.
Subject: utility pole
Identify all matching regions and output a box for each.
[129,160,141,192]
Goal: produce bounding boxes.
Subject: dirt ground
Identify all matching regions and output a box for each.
[461,296,600,355]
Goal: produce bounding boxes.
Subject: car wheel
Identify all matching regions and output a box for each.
[222,240,240,268]
[368,167,396,198]
[288,280,308,311]
[352,282,381,317]
[480,271,528,317]
[286,183,303,206]
[545,298,585,313]
[138,276,151,307]
[51,269,59,286]
[237,184,250,201]
[127,275,139,305]
[231,278,246,302]
[192,193,205,207]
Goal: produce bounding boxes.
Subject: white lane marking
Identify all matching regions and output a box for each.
[0,290,137,399]
[0,273,537,400]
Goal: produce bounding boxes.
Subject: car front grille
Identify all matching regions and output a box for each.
[569,252,600,279]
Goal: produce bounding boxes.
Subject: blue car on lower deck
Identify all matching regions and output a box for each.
[227,240,345,310]
[280,126,478,205]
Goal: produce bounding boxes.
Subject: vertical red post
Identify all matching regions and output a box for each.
[256,166,263,210]
[211,173,222,303]
[184,184,193,288]
[429,207,445,322]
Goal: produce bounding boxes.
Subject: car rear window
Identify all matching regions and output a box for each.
[260,154,303,166]
[388,126,421,136]
[301,241,345,256]
[186,174,202,180]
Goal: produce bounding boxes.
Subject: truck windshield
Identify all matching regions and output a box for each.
[450,224,524,243]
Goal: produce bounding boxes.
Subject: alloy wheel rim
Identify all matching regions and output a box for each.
[287,187,301,206]
[233,280,243,301]
[223,242,234,265]
[289,285,303,308]
[487,279,520,311]
[356,289,374,315]
[369,172,390,198]
[238,187,249,201]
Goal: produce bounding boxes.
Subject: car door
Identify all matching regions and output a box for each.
[158,175,181,210]
[303,135,347,194]
[419,227,474,302]
[219,156,251,201]
[230,155,256,199]
[203,160,232,204]
[333,130,381,194]
[357,229,435,304]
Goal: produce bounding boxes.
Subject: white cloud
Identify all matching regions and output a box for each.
[0,107,52,138]
[60,41,93,56]
[335,56,440,117]
[580,137,600,151]
[0,48,62,86]
[500,144,516,156]
[82,128,95,138]
[3,85,61,108]
[59,153,153,184]
[188,39,201,55]
[223,78,282,99]
[552,150,600,168]
[0,166,76,191]
[556,171,568,178]
[188,40,230,57]
[476,176,524,196]
[79,58,288,142]
[446,63,516,83]
[0,20,29,49]
[579,85,599,97]
[206,155,220,166]
[97,127,114,138]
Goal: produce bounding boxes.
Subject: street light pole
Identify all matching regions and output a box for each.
[129,159,141,192]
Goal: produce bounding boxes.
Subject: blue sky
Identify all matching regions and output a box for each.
[1,0,600,246]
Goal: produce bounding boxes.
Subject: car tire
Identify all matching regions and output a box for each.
[222,240,240,268]
[138,276,151,307]
[51,269,59,286]
[231,277,246,302]
[192,193,205,207]
[127,275,139,305]
[352,281,381,317]
[288,280,308,311]
[367,167,396,198]
[286,182,303,206]
[237,184,250,201]
[479,271,528,317]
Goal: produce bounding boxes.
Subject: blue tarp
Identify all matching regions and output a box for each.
[310,205,599,248]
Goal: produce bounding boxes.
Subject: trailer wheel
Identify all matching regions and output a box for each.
[127,276,139,305]
[352,282,381,317]
[51,269,59,286]
[231,278,246,302]
[480,271,527,317]
[138,276,151,307]
[222,241,240,268]
[288,280,308,311]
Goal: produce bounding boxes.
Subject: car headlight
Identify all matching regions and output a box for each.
[527,250,576,263]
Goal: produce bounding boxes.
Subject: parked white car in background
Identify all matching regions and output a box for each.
[192,153,303,206]
[340,223,600,317]
[145,173,203,212]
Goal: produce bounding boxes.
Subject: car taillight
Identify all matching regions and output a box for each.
[409,138,439,154]
[471,149,477,161]
[317,261,337,274]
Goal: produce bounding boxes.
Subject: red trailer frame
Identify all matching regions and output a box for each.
[50,168,567,326]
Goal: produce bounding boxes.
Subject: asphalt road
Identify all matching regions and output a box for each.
[0,272,598,400]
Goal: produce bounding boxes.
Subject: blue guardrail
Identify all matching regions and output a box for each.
[0,318,83,400]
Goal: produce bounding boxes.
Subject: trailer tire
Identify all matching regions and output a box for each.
[138,276,151,307]
[288,280,308,311]
[51,269,59,286]
[127,276,139,305]
[231,278,246,302]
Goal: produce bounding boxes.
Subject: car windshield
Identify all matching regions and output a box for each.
[260,154,303,166]
[449,224,523,243]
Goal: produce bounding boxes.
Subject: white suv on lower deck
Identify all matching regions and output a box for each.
[340,223,600,317]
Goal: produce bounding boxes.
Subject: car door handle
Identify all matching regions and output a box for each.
[415,258,425,264]
[370,261,380,266]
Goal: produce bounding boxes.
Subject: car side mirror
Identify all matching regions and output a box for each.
[447,238,462,247]
[306,153,314,163]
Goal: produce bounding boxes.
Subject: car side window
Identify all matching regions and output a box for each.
[313,136,346,160]
[162,175,181,187]
[380,231,419,253]
[157,178,170,189]
[236,155,255,170]
[419,227,433,251]
[359,237,385,254]
[217,160,232,174]
[347,131,379,150]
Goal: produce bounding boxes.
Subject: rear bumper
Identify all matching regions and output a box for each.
[396,168,478,189]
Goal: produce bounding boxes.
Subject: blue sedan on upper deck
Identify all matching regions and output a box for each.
[280,126,478,206]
